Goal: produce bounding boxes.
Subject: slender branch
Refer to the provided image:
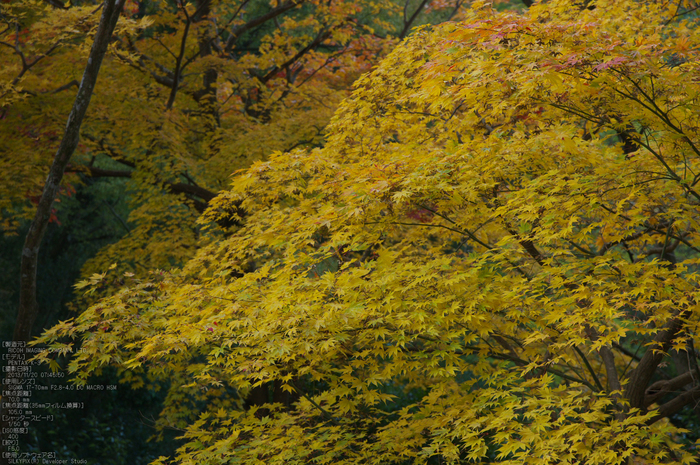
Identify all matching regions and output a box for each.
[488,350,597,391]
[613,69,700,161]
[103,200,131,233]
[224,0,300,52]
[81,133,136,168]
[68,164,219,204]
[289,380,339,425]
[447,0,464,20]
[365,220,470,238]
[44,0,68,9]
[414,203,492,250]
[659,222,674,261]
[293,44,349,88]
[565,239,596,257]
[78,166,132,177]
[113,36,176,87]
[0,26,63,105]
[213,0,251,48]
[573,345,604,391]
[399,0,430,39]
[664,5,700,24]
[613,342,642,362]
[154,36,178,60]
[166,1,194,110]
[51,80,80,93]
[259,27,333,85]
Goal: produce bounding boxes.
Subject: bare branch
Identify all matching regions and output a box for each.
[166,1,194,109]
[224,1,300,52]
[399,0,431,39]
[647,384,700,425]
[644,369,699,408]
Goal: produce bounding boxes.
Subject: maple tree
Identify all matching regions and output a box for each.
[31,0,700,463]
[1,0,471,343]
[1,0,470,459]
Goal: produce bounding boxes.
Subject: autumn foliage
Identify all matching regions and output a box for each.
[2,0,464,274]
[33,0,700,463]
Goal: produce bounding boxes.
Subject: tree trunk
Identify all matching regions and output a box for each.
[15,0,123,342]
[3,5,124,462]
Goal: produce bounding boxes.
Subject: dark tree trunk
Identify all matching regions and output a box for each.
[15,0,124,342]
[3,5,125,462]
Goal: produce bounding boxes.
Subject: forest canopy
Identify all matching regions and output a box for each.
[29,0,700,463]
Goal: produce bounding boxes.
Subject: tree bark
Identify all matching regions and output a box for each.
[15,0,124,342]
[625,313,686,410]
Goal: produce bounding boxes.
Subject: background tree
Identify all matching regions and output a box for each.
[1,0,476,336]
[15,0,124,342]
[35,0,700,463]
[2,0,483,462]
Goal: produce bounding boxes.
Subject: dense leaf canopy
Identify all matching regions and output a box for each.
[2,0,465,275]
[34,0,700,463]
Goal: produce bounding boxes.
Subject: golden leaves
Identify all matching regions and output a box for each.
[27,0,700,463]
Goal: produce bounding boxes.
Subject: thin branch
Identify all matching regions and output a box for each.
[224,0,300,52]
[215,0,251,44]
[166,1,195,110]
[414,203,492,250]
[399,0,430,39]
[44,0,68,9]
[447,0,464,20]
[154,36,178,60]
[659,221,675,260]
[613,342,642,362]
[112,48,175,87]
[365,220,470,238]
[259,27,333,85]
[294,44,349,88]
[66,165,219,209]
[573,345,604,391]
[51,80,80,93]
[565,239,596,257]
[75,166,132,177]
[664,4,700,24]
[489,350,597,391]
[644,369,699,408]
[103,201,131,233]
[289,380,339,425]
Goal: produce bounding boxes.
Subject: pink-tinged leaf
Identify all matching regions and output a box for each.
[593,56,628,71]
